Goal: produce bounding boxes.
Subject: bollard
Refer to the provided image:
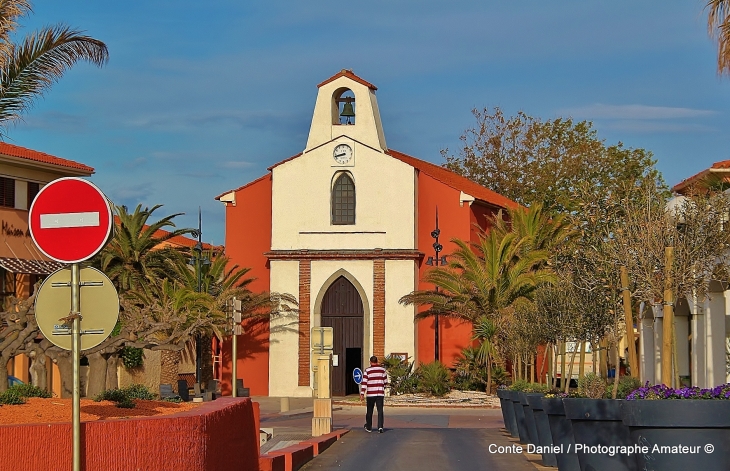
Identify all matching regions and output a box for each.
[281,397,290,412]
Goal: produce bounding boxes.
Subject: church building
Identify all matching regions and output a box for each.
[216,70,516,397]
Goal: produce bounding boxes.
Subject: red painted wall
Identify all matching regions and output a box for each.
[0,398,259,471]
[221,175,273,396]
[416,173,473,368]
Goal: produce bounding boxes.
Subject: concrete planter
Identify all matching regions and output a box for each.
[497,389,518,437]
[563,398,636,471]
[542,397,580,471]
[526,394,557,467]
[508,390,530,444]
[622,400,730,470]
[519,392,540,446]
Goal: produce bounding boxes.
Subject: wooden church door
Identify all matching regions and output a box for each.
[321,276,364,396]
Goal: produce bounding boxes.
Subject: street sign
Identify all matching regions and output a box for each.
[35,267,119,350]
[311,327,333,351]
[29,177,113,263]
[353,367,363,384]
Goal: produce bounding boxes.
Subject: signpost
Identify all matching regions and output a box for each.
[29,178,114,471]
[353,367,363,385]
[231,297,243,397]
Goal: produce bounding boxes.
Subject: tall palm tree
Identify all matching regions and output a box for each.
[707,0,730,75]
[99,204,194,292]
[400,230,555,323]
[0,1,108,134]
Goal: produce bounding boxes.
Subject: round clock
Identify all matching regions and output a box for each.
[333,144,353,164]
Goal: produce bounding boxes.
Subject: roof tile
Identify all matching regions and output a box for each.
[0,141,94,173]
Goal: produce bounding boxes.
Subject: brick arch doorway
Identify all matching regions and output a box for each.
[321,275,364,396]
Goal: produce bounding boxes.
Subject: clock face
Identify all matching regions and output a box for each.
[333,144,353,164]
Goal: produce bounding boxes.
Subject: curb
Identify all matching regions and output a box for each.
[259,429,349,471]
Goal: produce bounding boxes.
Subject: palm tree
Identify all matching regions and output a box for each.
[99,204,194,292]
[0,1,108,134]
[473,316,499,392]
[400,230,555,324]
[706,0,730,75]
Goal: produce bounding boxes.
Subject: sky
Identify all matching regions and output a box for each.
[7,1,730,245]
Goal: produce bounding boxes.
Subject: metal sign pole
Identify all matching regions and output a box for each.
[71,263,81,471]
[232,332,238,397]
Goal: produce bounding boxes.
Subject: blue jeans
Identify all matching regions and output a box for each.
[365,396,384,430]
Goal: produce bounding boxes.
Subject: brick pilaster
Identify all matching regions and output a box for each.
[373,259,386,360]
[298,259,311,386]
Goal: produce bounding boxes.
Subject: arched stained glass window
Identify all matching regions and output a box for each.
[332,173,355,225]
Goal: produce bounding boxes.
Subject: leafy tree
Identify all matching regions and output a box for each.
[473,316,499,391]
[442,107,663,214]
[0,1,108,136]
[706,0,730,75]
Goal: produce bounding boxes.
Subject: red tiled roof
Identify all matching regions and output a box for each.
[113,216,217,250]
[672,159,730,194]
[0,141,94,173]
[387,149,518,209]
[317,70,377,91]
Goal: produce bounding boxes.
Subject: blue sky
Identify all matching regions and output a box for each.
[8,1,730,245]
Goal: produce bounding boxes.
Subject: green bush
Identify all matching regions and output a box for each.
[161,396,183,403]
[508,379,530,391]
[8,383,51,398]
[123,384,155,400]
[383,355,418,395]
[491,366,509,388]
[0,389,25,405]
[452,346,488,392]
[121,347,144,369]
[524,382,551,393]
[609,375,642,399]
[578,373,607,399]
[93,384,154,408]
[415,361,450,397]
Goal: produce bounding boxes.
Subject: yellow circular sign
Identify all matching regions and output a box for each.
[35,267,119,351]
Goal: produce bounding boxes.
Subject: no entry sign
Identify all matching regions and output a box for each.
[29,177,113,263]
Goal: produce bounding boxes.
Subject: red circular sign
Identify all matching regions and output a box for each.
[29,177,113,263]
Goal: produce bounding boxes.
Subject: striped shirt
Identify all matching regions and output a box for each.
[361,365,388,397]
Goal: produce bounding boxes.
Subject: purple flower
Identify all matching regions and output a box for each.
[626,382,730,400]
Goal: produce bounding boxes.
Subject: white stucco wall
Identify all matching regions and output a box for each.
[384,260,417,360]
[271,140,416,251]
[268,260,301,397]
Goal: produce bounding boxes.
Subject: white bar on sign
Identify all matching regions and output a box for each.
[40,212,100,229]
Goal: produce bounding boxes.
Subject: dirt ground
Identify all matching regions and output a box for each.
[0,397,201,425]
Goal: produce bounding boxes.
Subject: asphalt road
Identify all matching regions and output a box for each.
[300,427,536,471]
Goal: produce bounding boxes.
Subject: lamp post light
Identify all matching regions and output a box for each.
[426,207,447,362]
[189,207,210,384]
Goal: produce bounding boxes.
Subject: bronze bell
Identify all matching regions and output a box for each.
[340,101,355,124]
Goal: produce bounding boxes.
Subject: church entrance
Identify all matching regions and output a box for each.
[321,276,364,396]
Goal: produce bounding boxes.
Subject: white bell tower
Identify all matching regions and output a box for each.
[304,70,387,153]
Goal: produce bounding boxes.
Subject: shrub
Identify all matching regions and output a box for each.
[121,347,144,369]
[123,384,155,400]
[383,355,417,395]
[161,396,183,403]
[508,379,530,391]
[578,373,607,399]
[116,397,135,409]
[612,376,642,399]
[0,388,25,405]
[452,346,488,392]
[415,361,450,397]
[94,388,127,403]
[8,383,51,398]
[491,366,509,388]
[524,382,550,393]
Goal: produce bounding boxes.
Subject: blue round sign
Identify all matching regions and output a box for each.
[353,367,363,384]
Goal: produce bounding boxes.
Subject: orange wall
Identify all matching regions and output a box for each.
[416,173,473,368]
[0,398,259,471]
[221,175,273,396]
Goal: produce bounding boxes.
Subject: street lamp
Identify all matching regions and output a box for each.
[425,207,447,362]
[189,207,210,383]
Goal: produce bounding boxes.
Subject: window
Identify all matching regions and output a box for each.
[332,173,355,225]
[27,181,40,209]
[0,176,14,208]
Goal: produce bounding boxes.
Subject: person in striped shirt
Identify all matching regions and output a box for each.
[360,356,388,433]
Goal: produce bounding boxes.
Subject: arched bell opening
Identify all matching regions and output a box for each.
[332,87,355,125]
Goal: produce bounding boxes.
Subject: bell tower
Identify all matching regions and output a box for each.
[304,70,387,153]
